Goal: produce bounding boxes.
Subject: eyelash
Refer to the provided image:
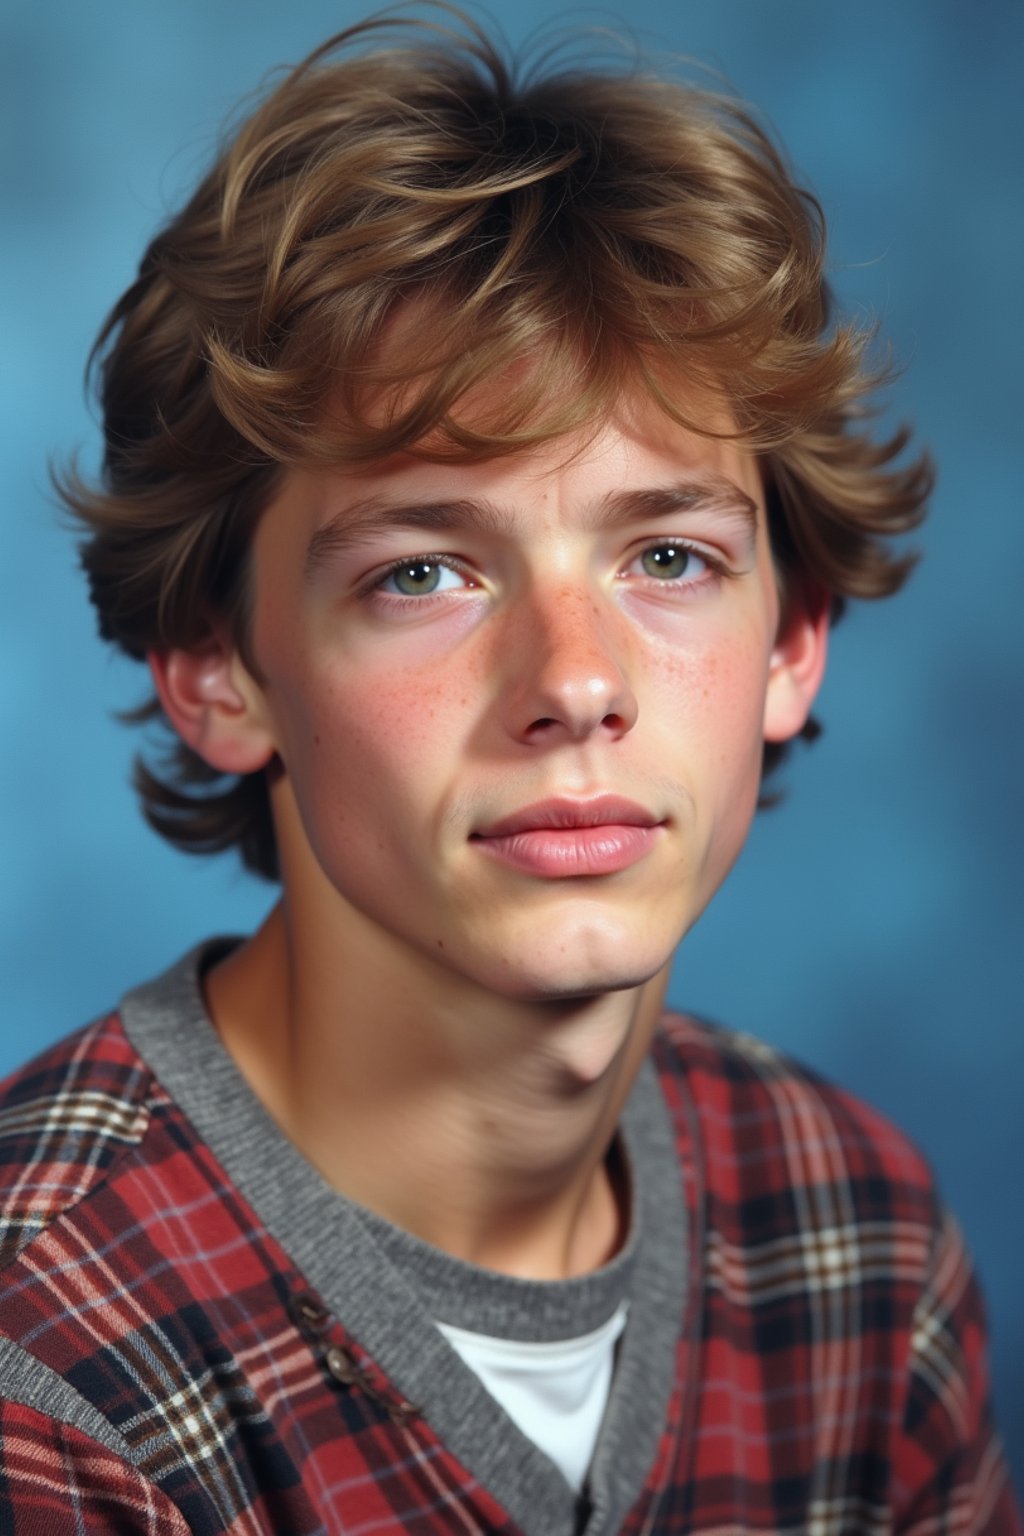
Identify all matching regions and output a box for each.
[621,542,722,590]
[371,555,473,601]
[368,540,728,604]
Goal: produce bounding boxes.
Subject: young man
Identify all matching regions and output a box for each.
[0,13,1018,1534]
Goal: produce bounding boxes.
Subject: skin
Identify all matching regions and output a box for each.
[153,391,827,1280]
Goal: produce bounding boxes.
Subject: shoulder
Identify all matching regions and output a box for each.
[0,1014,172,1485]
[0,979,271,1516]
[651,1030,1022,1527]
[652,1010,940,1237]
[0,1012,157,1270]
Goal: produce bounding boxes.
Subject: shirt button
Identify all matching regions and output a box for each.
[289,1292,330,1334]
[325,1345,361,1386]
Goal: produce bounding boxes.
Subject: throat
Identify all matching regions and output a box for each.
[203,904,663,1279]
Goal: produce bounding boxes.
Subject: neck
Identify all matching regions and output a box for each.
[205,901,669,1280]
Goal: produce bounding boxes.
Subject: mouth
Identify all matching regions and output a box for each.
[470,796,664,878]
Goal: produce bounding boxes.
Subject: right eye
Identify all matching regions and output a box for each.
[377,559,469,597]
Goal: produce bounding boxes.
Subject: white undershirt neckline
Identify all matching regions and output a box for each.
[436,1302,629,1492]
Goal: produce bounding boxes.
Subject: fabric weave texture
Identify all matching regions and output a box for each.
[0,979,1018,1534]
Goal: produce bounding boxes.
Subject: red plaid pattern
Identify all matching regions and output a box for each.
[0,1009,1018,1533]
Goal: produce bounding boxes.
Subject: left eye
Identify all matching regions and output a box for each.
[635,543,707,581]
[380,560,466,596]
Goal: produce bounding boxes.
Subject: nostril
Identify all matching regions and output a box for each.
[524,709,632,744]
[522,717,561,739]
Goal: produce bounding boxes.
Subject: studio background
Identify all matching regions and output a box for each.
[3,0,1021,1489]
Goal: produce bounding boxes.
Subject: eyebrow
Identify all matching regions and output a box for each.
[304,472,759,575]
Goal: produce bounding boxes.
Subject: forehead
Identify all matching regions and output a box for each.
[277,389,765,555]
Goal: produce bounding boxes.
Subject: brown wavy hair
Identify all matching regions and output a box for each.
[60,9,932,881]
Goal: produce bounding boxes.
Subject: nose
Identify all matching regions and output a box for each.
[502,581,639,746]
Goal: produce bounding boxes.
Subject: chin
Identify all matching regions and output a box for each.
[519,971,662,1006]
[469,931,677,1006]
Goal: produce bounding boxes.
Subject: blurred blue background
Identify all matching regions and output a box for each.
[2,0,1021,1489]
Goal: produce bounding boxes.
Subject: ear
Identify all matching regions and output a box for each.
[148,634,277,775]
[762,582,830,743]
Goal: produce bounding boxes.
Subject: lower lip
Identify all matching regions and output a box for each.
[472,823,661,877]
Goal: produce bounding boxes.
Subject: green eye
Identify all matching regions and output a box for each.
[377,559,469,600]
[389,561,443,595]
[641,544,691,579]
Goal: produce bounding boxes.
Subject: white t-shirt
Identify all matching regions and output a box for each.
[436,1303,628,1492]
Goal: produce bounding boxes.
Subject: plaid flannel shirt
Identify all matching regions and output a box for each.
[0,983,1019,1533]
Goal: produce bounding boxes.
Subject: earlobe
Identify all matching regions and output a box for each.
[148,637,277,775]
[762,584,830,744]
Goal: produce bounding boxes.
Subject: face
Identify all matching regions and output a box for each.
[229,395,822,1002]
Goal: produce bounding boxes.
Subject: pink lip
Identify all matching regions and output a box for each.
[475,796,659,839]
[471,797,663,878]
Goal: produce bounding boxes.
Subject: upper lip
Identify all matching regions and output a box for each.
[473,796,661,839]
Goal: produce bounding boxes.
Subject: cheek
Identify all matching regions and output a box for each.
[301,601,490,758]
[647,623,770,757]
[277,647,482,820]
[645,626,770,880]
[351,643,490,756]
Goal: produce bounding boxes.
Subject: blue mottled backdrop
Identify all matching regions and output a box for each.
[2,0,1021,1489]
